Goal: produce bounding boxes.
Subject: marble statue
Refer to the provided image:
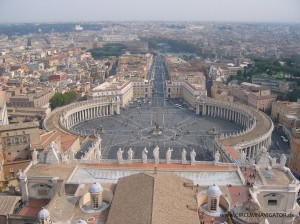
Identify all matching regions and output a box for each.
[127,148,134,164]
[280,154,287,167]
[49,141,55,150]
[95,146,102,161]
[182,148,187,164]
[153,146,160,164]
[196,95,201,102]
[241,150,246,165]
[190,149,196,165]
[166,148,173,164]
[32,149,38,165]
[117,148,124,164]
[17,168,26,179]
[214,151,220,163]
[257,147,270,168]
[69,150,75,160]
[142,147,148,164]
[61,153,69,163]
[97,134,102,145]
[46,141,60,164]
[271,157,277,167]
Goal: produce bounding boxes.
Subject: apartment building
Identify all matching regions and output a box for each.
[271,100,300,124]
[9,88,55,108]
[88,76,152,107]
[289,138,300,178]
[0,123,41,162]
[164,56,207,107]
[211,81,234,101]
[228,82,276,111]
[252,75,296,93]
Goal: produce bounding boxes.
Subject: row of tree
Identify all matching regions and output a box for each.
[143,37,201,54]
[49,91,77,109]
[88,43,127,58]
[143,36,220,58]
[254,58,300,77]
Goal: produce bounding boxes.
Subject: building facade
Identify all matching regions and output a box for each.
[164,56,207,106]
[88,77,152,108]
[9,88,55,108]
[0,91,9,126]
[229,82,277,111]
[271,100,300,124]
[0,123,41,162]
[289,138,300,177]
[252,75,297,93]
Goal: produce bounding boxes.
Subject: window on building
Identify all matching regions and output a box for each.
[6,138,11,145]
[268,199,277,206]
[92,196,98,209]
[15,137,19,144]
[210,198,217,211]
[23,136,28,143]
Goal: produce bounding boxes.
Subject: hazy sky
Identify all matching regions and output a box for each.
[0,0,299,24]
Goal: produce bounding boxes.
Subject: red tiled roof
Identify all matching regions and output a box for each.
[40,131,56,143]
[224,146,240,159]
[60,132,78,152]
[227,186,250,206]
[18,199,50,217]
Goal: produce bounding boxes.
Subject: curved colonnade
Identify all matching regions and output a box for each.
[44,95,273,160]
[43,96,121,135]
[196,97,274,158]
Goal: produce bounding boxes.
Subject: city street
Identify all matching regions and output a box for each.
[269,129,290,160]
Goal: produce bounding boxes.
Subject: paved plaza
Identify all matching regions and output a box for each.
[73,56,242,161]
[73,97,242,161]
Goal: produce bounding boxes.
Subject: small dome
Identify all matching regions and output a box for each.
[38,208,50,219]
[207,184,221,197]
[74,220,87,224]
[89,182,103,194]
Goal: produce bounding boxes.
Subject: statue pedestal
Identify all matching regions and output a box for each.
[152,129,162,136]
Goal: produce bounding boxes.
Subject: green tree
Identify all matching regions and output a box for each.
[49,91,77,109]
[287,88,300,102]
[88,43,127,58]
